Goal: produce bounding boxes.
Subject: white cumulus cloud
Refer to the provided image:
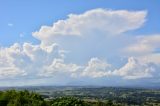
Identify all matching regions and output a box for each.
[113,57,155,79]
[0,42,64,79]
[81,58,112,78]
[39,58,82,77]
[125,35,160,55]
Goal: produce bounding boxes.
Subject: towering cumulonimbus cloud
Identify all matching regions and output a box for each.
[0,8,160,86]
[32,9,147,47]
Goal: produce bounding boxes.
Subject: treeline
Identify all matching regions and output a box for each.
[0,90,120,106]
[0,90,46,106]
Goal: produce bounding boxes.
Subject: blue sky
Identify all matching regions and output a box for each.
[0,0,160,46]
[0,0,160,87]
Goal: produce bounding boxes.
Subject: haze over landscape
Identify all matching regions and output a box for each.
[0,0,160,87]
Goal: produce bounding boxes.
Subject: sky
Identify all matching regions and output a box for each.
[0,0,160,87]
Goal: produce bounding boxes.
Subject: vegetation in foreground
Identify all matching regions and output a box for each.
[0,90,122,106]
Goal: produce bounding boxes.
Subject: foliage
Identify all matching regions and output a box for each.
[51,97,88,106]
[0,90,46,106]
